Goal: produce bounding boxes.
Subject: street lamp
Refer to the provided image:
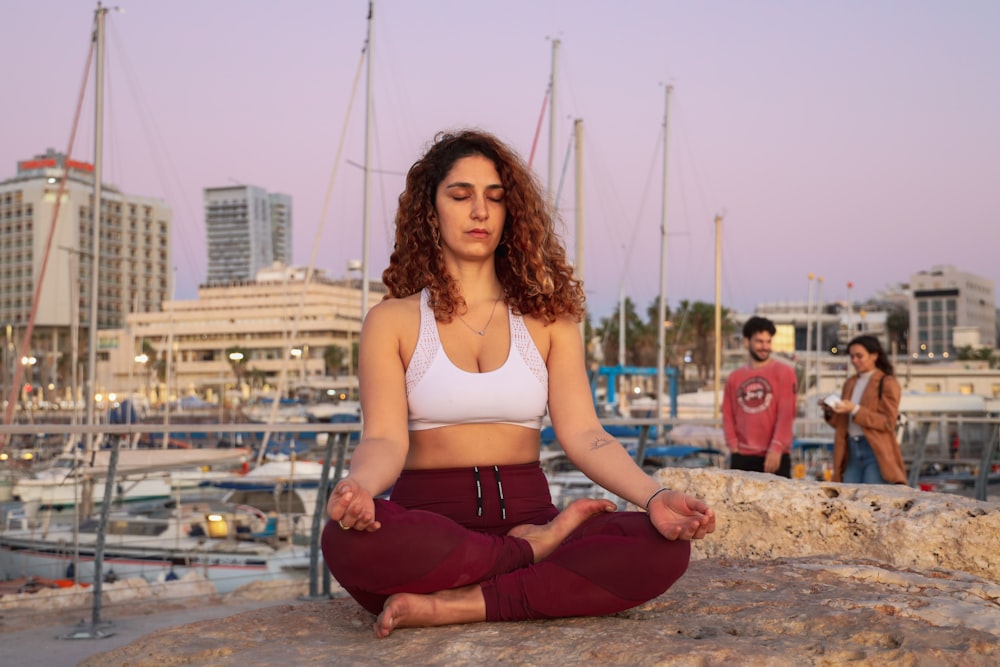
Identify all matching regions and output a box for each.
[134,353,150,402]
[20,355,37,406]
[290,347,303,383]
[228,350,245,399]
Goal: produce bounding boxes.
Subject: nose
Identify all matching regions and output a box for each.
[470,194,488,221]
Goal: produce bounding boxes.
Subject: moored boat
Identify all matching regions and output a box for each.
[0,499,310,594]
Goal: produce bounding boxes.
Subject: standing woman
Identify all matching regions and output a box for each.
[823,335,907,484]
[322,129,715,637]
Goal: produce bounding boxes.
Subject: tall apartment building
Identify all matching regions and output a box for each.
[204,185,292,284]
[268,192,292,269]
[0,149,171,397]
[909,265,996,357]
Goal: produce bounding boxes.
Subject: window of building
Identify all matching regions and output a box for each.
[958,384,973,395]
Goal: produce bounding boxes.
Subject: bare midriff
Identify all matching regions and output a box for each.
[406,423,541,469]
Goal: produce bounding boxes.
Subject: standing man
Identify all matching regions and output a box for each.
[722,316,797,477]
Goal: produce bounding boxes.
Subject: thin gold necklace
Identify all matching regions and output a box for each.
[456,295,502,336]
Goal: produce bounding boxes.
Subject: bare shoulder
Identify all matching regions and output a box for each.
[362,294,422,364]
[364,293,420,331]
[522,313,580,361]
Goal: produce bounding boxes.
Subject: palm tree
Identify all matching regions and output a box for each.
[596,297,647,366]
[669,300,733,380]
[886,306,909,355]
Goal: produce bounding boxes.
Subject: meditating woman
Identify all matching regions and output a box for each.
[322,129,715,637]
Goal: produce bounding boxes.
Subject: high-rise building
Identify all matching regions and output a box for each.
[268,192,292,268]
[909,265,996,357]
[204,185,291,284]
[0,149,171,398]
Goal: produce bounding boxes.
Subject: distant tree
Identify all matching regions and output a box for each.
[596,297,646,366]
[956,345,996,367]
[885,306,909,355]
[669,300,734,380]
[324,345,347,377]
[225,346,250,387]
[245,367,267,392]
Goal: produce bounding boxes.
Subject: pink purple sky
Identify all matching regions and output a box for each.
[3,1,998,321]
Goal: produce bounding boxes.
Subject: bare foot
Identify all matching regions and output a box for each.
[507,498,615,562]
[374,585,485,638]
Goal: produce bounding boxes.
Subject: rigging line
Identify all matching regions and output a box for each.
[552,124,575,211]
[2,31,96,436]
[616,124,665,294]
[106,22,201,282]
[527,87,549,169]
[674,99,716,231]
[369,103,396,259]
[344,159,406,176]
[257,35,368,466]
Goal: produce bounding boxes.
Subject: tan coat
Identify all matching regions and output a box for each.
[825,370,907,484]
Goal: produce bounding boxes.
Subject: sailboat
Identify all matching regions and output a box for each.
[0,2,310,620]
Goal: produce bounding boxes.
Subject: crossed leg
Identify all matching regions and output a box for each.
[373,498,615,638]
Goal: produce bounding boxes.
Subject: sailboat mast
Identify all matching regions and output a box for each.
[161,268,175,448]
[547,38,560,202]
[805,273,815,405]
[361,0,374,318]
[574,119,584,339]
[655,85,672,427]
[713,214,723,419]
[85,3,106,452]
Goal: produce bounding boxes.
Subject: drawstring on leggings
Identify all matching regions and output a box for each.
[473,465,507,520]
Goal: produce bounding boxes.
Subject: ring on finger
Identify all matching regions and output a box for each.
[338,520,350,530]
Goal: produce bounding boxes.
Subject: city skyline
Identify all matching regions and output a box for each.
[2,1,997,321]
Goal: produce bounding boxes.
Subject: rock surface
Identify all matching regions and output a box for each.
[656,468,1000,585]
[81,470,1000,666]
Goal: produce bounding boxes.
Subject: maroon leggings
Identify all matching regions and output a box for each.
[321,461,691,621]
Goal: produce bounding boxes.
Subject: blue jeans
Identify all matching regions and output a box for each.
[842,435,885,484]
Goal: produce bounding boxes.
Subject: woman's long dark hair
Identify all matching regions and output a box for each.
[847,335,894,375]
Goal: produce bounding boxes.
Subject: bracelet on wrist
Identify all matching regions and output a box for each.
[644,487,669,512]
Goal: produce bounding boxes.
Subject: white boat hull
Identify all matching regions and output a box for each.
[0,526,311,594]
[12,475,173,508]
[0,497,313,594]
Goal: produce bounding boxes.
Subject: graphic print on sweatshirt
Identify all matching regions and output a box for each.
[736,376,774,414]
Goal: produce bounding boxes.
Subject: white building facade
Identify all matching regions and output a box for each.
[103,264,385,402]
[909,265,996,358]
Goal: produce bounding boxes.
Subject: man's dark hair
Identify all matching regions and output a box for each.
[742,316,776,340]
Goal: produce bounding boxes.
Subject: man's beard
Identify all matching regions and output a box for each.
[749,349,770,363]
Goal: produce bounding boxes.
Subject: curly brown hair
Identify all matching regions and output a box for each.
[381,129,585,324]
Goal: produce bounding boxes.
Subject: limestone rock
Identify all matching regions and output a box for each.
[80,556,1000,666]
[80,470,1000,666]
[654,468,1000,584]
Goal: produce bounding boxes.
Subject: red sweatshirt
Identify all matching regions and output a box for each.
[722,360,797,457]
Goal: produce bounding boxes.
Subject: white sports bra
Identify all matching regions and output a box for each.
[406,289,548,431]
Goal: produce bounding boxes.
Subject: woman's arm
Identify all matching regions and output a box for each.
[544,319,714,539]
[544,317,660,508]
[327,301,411,530]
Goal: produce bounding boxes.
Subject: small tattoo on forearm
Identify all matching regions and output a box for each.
[590,436,613,450]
